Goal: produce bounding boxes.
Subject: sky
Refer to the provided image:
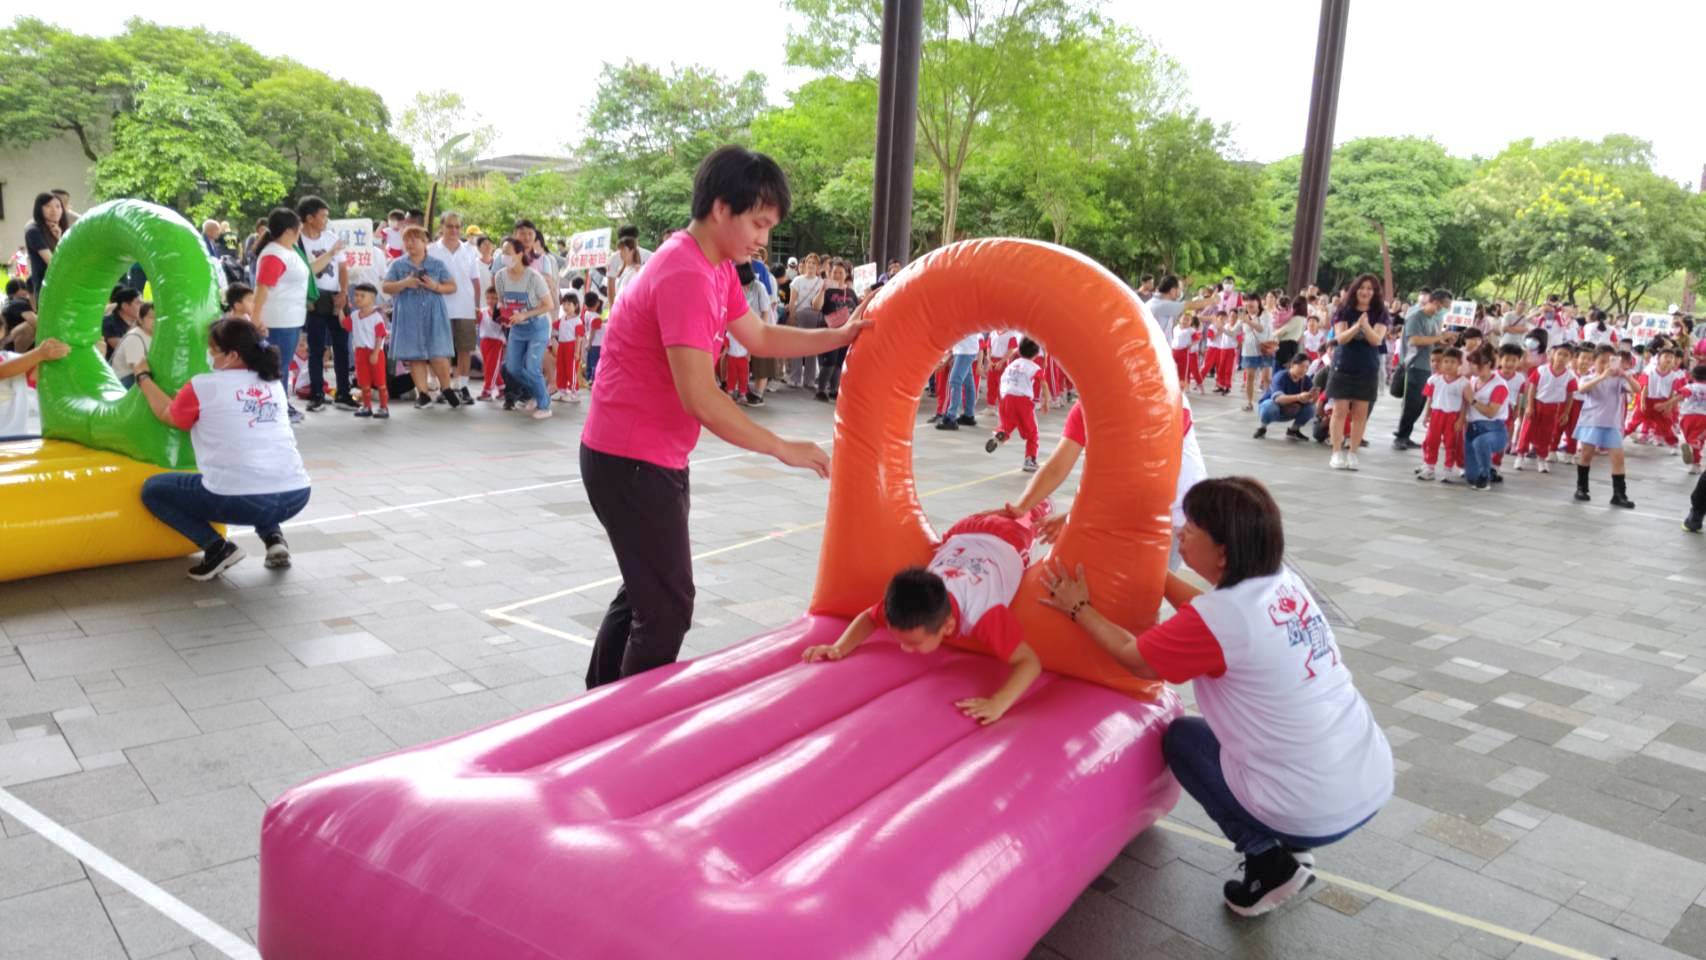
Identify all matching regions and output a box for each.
[40,1,1706,187]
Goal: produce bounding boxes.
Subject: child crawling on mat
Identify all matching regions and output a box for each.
[802,503,1050,724]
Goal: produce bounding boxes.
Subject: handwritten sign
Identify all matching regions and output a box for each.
[565,228,611,271]
[1445,300,1478,329]
[329,218,380,274]
[853,262,877,295]
[1627,312,1672,344]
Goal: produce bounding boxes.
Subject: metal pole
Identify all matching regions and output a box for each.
[1287,0,1350,297]
[1683,163,1705,315]
[870,0,923,269]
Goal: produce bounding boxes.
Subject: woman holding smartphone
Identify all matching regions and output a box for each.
[382,225,459,409]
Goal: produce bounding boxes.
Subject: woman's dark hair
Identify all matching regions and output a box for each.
[223,283,254,311]
[1527,327,1549,352]
[1590,307,1608,331]
[1181,477,1285,589]
[210,317,281,381]
[735,260,756,285]
[111,286,142,308]
[255,208,301,253]
[1332,273,1389,327]
[883,567,952,631]
[690,145,792,222]
[502,237,533,265]
[138,301,155,321]
[32,193,68,249]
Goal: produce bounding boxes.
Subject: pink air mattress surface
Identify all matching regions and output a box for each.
[258,615,1181,959]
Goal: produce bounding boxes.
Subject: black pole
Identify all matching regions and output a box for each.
[1287,0,1350,297]
[870,0,923,268]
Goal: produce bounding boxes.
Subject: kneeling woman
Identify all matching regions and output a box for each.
[133,318,312,580]
[1040,477,1391,918]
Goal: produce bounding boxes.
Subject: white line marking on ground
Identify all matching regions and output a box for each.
[0,785,261,960]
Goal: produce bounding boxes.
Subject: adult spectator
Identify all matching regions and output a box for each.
[812,258,858,401]
[787,252,826,388]
[241,218,267,280]
[493,238,555,420]
[1136,274,1156,302]
[429,212,483,405]
[382,226,460,408]
[1253,353,1317,440]
[2,280,36,350]
[49,189,79,227]
[250,208,312,424]
[1393,289,1455,451]
[615,224,653,265]
[24,192,69,302]
[1039,477,1391,917]
[296,197,355,413]
[609,237,644,307]
[132,318,312,579]
[103,288,142,360]
[1326,273,1390,470]
[878,257,905,286]
[110,300,155,388]
[200,219,226,260]
[935,328,983,430]
[1147,274,1218,341]
[579,145,865,689]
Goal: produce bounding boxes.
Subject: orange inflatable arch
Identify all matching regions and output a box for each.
[810,238,1181,699]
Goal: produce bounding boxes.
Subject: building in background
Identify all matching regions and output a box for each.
[1,132,97,253]
[444,154,576,189]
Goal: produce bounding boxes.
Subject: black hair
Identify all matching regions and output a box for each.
[1691,364,1706,383]
[405,209,425,222]
[1595,344,1618,357]
[512,219,537,234]
[1429,345,1446,356]
[1442,347,1464,361]
[210,317,281,381]
[1462,327,1484,340]
[138,301,155,321]
[388,209,404,220]
[223,283,254,311]
[1467,345,1495,368]
[583,291,602,310]
[1018,337,1040,359]
[1527,327,1549,352]
[476,235,494,250]
[735,260,757,286]
[1333,274,1390,327]
[617,224,639,241]
[690,145,792,222]
[351,282,378,296]
[255,207,301,252]
[882,567,952,632]
[1429,288,1452,304]
[295,196,330,219]
[1140,273,1155,285]
[32,193,68,249]
[5,279,23,296]
[1180,477,1284,590]
[1156,274,1181,296]
[1496,343,1524,360]
[570,276,585,290]
[110,287,141,308]
[563,292,581,309]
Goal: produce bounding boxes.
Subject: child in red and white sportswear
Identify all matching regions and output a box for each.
[1515,344,1577,473]
[1302,315,1327,361]
[1491,352,1526,469]
[1417,347,1468,482]
[725,321,751,404]
[1170,315,1201,387]
[985,330,1020,406]
[1558,347,1595,457]
[1679,364,1706,475]
[553,292,583,403]
[1627,349,1684,446]
[802,503,1051,726]
[381,210,405,261]
[578,291,603,398]
[344,283,390,419]
[986,338,1044,472]
[478,285,506,400]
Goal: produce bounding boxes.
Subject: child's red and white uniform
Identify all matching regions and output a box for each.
[983,331,1020,405]
[1627,368,1683,445]
[1170,324,1200,383]
[865,508,1048,661]
[382,225,404,260]
[934,358,952,417]
[1518,362,1575,460]
[724,328,750,397]
[1679,381,1706,463]
[1063,396,1206,538]
[1493,369,1526,463]
[1301,328,1326,361]
[1558,363,1594,455]
[1136,567,1392,838]
[344,307,389,410]
[995,356,1043,458]
[478,302,506,396]
[1420,373,1467,469]
[554,311,583,393]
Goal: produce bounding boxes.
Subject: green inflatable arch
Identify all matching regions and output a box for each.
[36,199,223,469]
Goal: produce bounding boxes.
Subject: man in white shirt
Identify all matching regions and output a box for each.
[296,197,354,412]
[1147,274,1218,341]
[428,212,484,404]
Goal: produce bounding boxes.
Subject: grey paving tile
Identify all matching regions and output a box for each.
[57,702,199,758]
[73,786,263,881]
[341,649,457,688]
[0,833,85,901]
[125,720,319,800]
[164,666,291,712]
[92,858,259,960]
[15,631,179,681]
[281,630,396,668]
[1037,886,1178,960]
[1514,907,1700,960]
[0,735,81,786]
[1508,815,1706,931]
[261,681,384,728]
[0,880,128,960]
[364,690,521,749]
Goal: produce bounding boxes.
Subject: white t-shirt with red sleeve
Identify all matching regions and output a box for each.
[1528,364,1577,405]
[1466,376,1512,424]
[165,369,311,496]
[1170,325,1198,351]
[998,357,1042,399]
[1681,382,1706,418]
[581,232,750,470]
[866,519,1027,661]
[1422,374,1468,414]
[1139,568,1393,838]
[1063,396,1205,528]
[1643,368,1684,401]
[255,242,309,331]
[347,309,387,352]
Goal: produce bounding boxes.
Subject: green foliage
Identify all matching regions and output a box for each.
[446,170,605,241]
[0,16,424,223]
[397,90,496,182]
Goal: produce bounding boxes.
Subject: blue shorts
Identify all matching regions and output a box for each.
[1240,356,1268,370]
[1574,425,1622,450]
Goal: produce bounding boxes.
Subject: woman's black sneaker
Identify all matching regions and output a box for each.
[187,540,245,581]
[415,394,433,409]
[935,418,959,431]
[1684,510,1704,534]
[458,387,475,406]
[815,391,830,402]
[1223,847,1315,918]
[746,392,764,406]
[354,408,373,419]
[442,389,462,408]
[263,533,291,569]
[306,397,326,413]
[502,397,516,411]
[956,415,977,427]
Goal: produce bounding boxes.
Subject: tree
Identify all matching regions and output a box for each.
[246,66,423,214]
[0,17,131,161]
[750,76,881,255]
[93,72,287,223]
[397,90,496,182]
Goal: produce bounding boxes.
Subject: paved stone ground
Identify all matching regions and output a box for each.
[1,375,1704,960]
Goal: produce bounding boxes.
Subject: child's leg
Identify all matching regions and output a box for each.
[996,395,1019,438]
[1609,448,1626,473]
[372,348,389,407]
[353,347,372,407]
[1652,405,1677,445]
[1684,415,1706,461]
[1018,399,1039,458]
[1218,348,1235,388]
[555,342,573,392]
[1447,425,1464,470]
[1421,411,1443,466]
[727,356,748,397]
[1173,348,1188,382]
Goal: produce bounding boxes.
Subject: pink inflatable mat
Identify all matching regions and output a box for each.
[258,615,1181,959]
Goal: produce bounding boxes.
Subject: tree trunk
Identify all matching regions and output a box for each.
[1371,220,1394,299]
[940,166,961,247]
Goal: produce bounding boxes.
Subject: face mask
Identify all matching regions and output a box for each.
[1523,338,1540,353]
[207,351,220,370]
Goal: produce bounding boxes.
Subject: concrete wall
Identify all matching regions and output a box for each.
[0,131,97,254]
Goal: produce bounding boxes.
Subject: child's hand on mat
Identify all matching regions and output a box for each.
[802,643,849,663]
[956,697,1010,725]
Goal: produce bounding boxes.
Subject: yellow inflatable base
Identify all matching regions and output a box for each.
[0,439,212,582]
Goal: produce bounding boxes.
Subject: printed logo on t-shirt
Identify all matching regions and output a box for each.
[236,384,279,427]
[935,545,998,585]
[1268,583,1336,679]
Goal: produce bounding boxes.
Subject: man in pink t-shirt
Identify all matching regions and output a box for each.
[580,146,867,688]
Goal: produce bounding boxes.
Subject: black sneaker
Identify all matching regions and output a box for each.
[415,393,433,409]
[502,397,516,412]
[434,392,449,405]
[1223,848,1315,918]
[306,397,326,413]
[1253,425,1268,439]
[1359,439,1370,448]
[374,407,390,420]
[1285,428,1305,441]
[1574,488,1591,502]
[1489,469,1504,484]
[746,392,764,406]
[187,540,245,581]
[458,387,475,406]
[354,407,373,418]
[1684,511,1704,534]
[1472,479,1490,491]
[956,415,977,427]
[985,432,1006,453]
[815,391,830,402]
[442,389,462,409]
[263,533,291,570]
[1609,493,1635,509]
[334,395,360,411]
[935,418,960,431]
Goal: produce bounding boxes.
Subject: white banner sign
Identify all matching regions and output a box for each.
[1627,312,1671,344]
[566,228,611,271]
[329,218,381,274]
[1445,300,1478,328]
[852,262,877,296]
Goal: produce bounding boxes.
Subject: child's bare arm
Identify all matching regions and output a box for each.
[956,641,1041,725]
[802,609,877,662]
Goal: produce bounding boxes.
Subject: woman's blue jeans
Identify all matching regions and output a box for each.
[504,318,550,410]
[266,326,302,404]
[947,353,977,418]
[141,473,310,551]
[585,345,602,384]
[1464,420,1508,484]
[1162,716,1373,857]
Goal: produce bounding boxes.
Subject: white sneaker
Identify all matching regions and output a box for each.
[1416,466,1436,481]
[566,392,581,404]
[1329,451,1346,470]
[522,399,538,412]
[1538,460,1550,474]
[1513,456,1526,471]
[1346,452,1360,471]
[531,408,553,420]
